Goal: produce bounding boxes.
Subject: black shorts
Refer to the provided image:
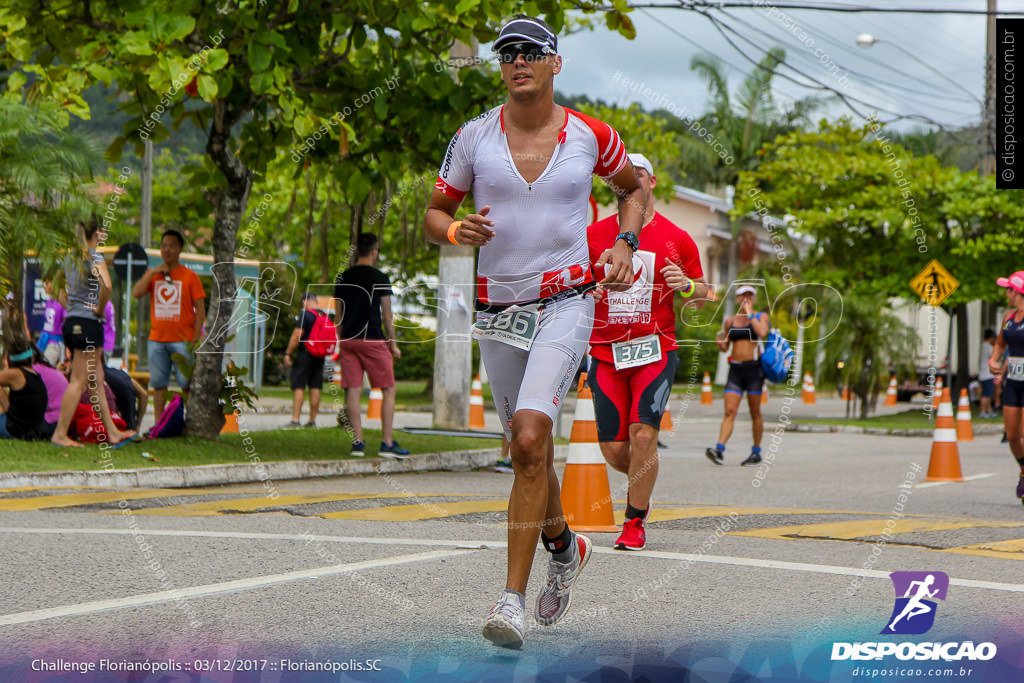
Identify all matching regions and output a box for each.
[589,352,679,442]
[290,349,325,391]
[725,360,765,396]
[1003,379,1024,408]
[62,317,104,353]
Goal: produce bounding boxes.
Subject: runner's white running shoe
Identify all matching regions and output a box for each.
[535,533,591,626]
[482,591,525,649]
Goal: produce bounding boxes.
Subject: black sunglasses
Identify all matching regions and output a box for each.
[496,42,549,64]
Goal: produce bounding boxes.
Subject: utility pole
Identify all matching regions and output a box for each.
[431,39,478,429]
[983,0,997,177]
[141,139,153,247]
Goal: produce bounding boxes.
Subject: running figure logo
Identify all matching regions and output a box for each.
[881,571,949,635]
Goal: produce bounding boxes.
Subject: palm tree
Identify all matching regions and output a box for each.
[0,97,101,300]
[675,48,820,381]
[821,293,918,419]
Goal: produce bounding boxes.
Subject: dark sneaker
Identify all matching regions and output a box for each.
[304,421,316,428]
[741,452,763,466]
[614,517,647,551]
[536,533,591,626]
[380,440,410,456]
[350,439,366,455]
[705,447,724,465]
[283,420,301,429]
[1016,475,1024,499]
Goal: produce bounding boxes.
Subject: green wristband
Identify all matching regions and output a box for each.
[679,278,695,298]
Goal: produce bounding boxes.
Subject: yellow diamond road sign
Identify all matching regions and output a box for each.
[910,259,959,306]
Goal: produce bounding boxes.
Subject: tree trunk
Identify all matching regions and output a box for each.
[303,174,317,268]
[320,188,331,283]
[188,117,253,439]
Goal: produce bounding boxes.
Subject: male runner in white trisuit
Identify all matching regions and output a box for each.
[423,15,645,649]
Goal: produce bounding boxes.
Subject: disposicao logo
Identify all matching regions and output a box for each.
[882,571,948,635]
[831,571,997,663]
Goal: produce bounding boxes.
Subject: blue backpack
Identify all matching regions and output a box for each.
[760,329,794,383]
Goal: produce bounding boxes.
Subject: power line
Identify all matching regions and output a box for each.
[623,2,1024,16]
[685,6,962,128]
[713,6,981,112]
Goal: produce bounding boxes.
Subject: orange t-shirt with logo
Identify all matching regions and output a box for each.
[147,265,206,342]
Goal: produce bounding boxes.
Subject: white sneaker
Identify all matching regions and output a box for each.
[535,533,591,626]
[482,591,525,649]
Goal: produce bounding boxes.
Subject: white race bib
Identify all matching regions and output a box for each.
[611,333,662,370]
[1008,356,1024,382]
[472,305,542,351]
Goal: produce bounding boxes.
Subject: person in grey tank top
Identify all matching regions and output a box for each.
[50,218,137,449]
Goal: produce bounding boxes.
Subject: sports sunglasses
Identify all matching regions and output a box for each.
[496,42,550,64]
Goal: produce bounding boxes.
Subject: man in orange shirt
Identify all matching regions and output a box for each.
[132,230,206,422]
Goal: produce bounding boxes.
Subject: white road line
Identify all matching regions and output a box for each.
[2,527,1023,596]
[614,548,1024,593]
[914,473,996,489]
[0,549,467,627]
[0,527,483,547]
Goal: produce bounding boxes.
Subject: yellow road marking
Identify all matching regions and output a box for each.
[127,493,418,516]
[944,538,1024,561]
[730,518,1024,541]
[323,500,507,521]
[0,488,263,512]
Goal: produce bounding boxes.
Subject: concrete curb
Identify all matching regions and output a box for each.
[787,423,1005,437]
[0,448,504,490]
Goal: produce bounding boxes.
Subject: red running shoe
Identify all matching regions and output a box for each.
[615,516,647,550]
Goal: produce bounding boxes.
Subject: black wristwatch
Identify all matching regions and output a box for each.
[615,231,639,252]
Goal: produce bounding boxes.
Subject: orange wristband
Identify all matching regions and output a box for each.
[447,221,462,245]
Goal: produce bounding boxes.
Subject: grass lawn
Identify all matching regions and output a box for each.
[0,428,501,473]
[799,408,1005,431]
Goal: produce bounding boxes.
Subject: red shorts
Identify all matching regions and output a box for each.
[588,352,678,442]
[338,339,395,389]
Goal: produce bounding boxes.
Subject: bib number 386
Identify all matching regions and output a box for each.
[472,306,541,351]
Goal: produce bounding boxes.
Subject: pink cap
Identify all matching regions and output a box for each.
[997,271,1024,294]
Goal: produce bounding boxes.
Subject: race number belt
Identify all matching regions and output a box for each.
[611,333,662,370]
[474,281,596,314]
[1008,355,1024,382]
[472,304,542,351]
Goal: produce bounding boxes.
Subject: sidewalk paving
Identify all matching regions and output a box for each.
[2,392,987,490]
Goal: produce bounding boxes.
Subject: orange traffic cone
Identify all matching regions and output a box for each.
[701,372,713,405]
[367,387,383,420]
[762,383,769,404]
[884,376,898,406]
[932,376,944,410]
[923,388,965,482]
[577,371,588,393]
[802,373,816,405]
[560,380,618,532]
[956,388,974,442]
[470,375,486,429]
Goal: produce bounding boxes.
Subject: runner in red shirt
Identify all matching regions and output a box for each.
[588,153,709,550]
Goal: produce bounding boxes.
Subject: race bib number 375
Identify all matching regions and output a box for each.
[611,333,662,370]
[472,305,541,351]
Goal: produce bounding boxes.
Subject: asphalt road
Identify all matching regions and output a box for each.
[1,396,1022,682]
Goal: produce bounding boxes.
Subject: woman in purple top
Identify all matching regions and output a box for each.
[103,300,116,353]
[32,351,69,438]
[38,281,66,366]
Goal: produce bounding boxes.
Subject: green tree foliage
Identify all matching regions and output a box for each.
[0,95,101,297]
[820,293,917,419]
[0,0,638,438]
[735,118,1024,306]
